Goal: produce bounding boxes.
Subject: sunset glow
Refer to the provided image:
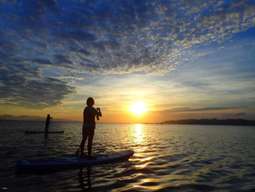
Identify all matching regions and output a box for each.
[130,101,148,117]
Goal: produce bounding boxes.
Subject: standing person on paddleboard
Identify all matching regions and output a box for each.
[78,97,102,157]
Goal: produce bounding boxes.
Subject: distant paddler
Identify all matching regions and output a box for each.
[45,114,52,134]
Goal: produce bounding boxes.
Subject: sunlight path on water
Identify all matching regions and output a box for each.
[132,124,144,145]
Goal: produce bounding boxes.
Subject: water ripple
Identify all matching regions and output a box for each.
[1,122,255,191]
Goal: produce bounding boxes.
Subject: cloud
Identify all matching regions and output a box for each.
[233,112,246,117]
[0,0,255,106]
[0,62,73,107]
[1,0,255,73]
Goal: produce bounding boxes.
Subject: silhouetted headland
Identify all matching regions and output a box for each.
[161,119,255,126]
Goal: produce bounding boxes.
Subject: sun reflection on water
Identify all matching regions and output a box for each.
[131,124,150,168]
[133,124,144,144]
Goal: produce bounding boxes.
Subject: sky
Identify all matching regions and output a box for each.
[0,0,255,123]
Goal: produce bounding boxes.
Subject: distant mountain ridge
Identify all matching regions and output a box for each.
[161,119,255,126]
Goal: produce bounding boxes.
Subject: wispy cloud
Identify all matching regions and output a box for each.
[0,62,73,107]
[0,0,255,106]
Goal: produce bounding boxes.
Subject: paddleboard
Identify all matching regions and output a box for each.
[16,150,134,173]
[25,131,64,134]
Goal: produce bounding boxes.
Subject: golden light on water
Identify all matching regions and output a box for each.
[133,124,144,144]
[130,101,148,117]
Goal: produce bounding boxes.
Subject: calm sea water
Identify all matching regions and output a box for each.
[0,120,255,192]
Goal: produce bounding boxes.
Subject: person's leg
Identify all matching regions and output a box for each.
[80,129,88,156]
[87,128,95,157]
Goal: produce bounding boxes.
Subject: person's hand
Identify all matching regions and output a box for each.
[96,107,102,117]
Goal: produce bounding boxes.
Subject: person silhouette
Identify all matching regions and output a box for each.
[78,97,102,157]
[45,114,52,134]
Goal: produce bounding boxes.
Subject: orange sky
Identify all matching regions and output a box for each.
[0,100,251,123]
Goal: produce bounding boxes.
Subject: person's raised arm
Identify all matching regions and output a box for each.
[95,108,102,120]
[96,108,102,117]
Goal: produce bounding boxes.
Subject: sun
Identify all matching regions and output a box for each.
[130,101,148,116]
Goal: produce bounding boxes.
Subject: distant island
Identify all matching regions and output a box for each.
[161,119,255,126]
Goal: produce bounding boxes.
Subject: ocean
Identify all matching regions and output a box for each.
[0,120,255,192]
